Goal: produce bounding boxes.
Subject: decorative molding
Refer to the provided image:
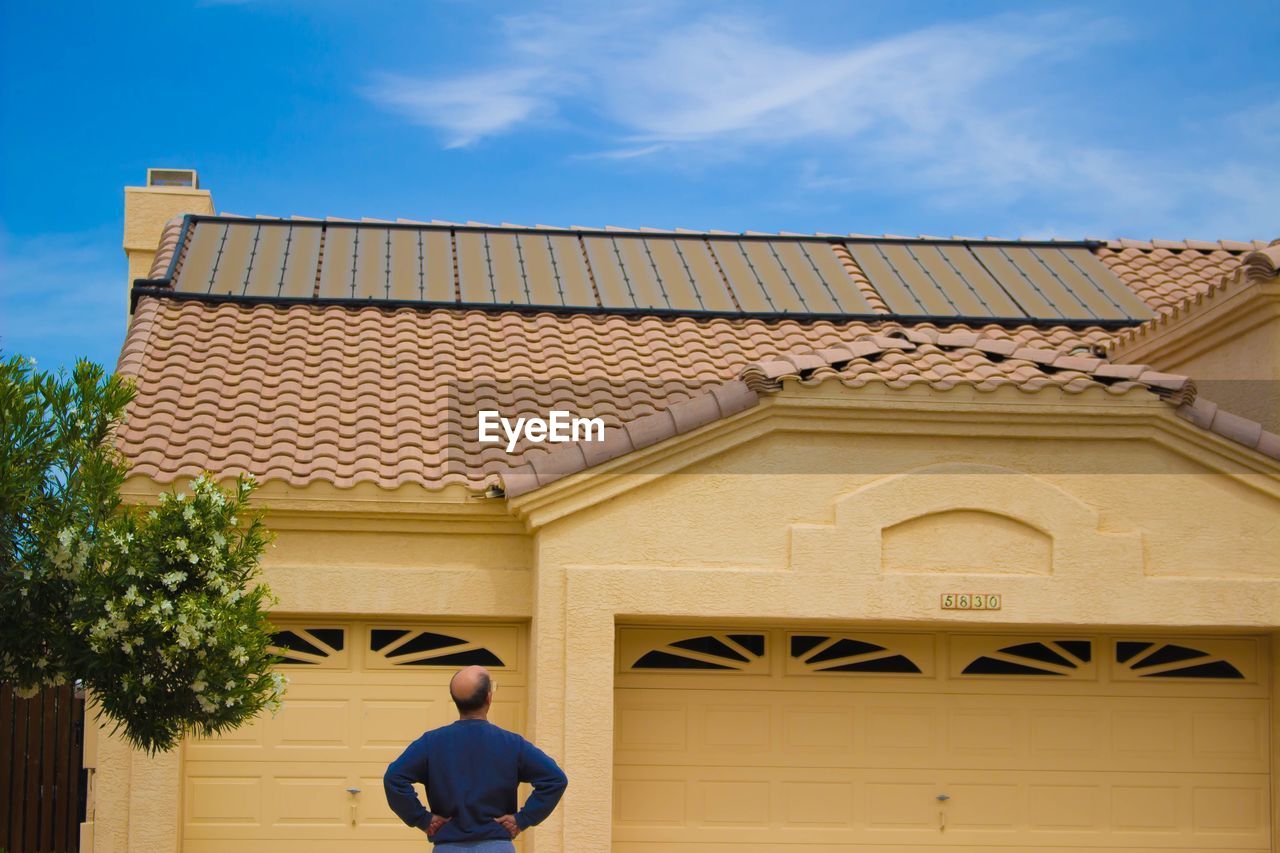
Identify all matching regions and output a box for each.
[788,462,1143,577]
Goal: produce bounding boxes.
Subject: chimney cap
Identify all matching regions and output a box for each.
[146,168,198,189]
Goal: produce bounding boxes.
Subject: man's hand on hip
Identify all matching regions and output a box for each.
[426,815,451,836]
[494,814,521,838]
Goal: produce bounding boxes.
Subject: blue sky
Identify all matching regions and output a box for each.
[1,1,1277,373]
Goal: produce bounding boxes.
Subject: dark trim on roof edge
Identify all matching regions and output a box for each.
[161,215,194,282]
[177,214,1109,248]
[129,285,1143,330]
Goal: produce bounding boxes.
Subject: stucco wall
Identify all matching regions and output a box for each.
[85,498,536,853]
[90,394,1280,853]
[535,431,1280,579]
[1114,277,1280,431]
[518,402,1280,853]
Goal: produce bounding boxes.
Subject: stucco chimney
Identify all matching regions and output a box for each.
[123,168,214,313]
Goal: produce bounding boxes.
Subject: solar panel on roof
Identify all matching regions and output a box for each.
[161,217,1154,325]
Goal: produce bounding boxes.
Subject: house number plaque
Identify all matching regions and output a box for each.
[941,593,1001,610]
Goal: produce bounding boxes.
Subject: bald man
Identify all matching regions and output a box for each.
[384,665,568,851]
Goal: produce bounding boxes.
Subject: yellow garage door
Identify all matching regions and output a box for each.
[614,628,1271,852]
[182,621,527,853]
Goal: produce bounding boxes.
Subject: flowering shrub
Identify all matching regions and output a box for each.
[77,474,285,752]
[2,355,285,753]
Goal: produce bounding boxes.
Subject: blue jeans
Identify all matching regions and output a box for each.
[433,841,516,852]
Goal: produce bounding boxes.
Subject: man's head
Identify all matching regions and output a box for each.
[449,665,493,716]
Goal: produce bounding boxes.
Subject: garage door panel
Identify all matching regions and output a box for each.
[1027,782,1104,831]
[187,716,269,753]
[184,776,263,826]
[782,706,855,751]
[1029,707,1105,759]
[356,774,424,825]
[698,703,772,752]
[183,621,528,852]
[864,778,936,829]
[1192,707,1269,768]
[780,780,856,828]
[359,699,432,747]
[274,700,350,748]
[272,776,347,825]
[615,629,1271,850]
[945,706,1023,757]
[701,778,771,827]
[487,696,526,732]
[944,780,1020,830]
[618,703,688,752]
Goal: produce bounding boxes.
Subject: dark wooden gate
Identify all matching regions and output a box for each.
[0,684,84,853]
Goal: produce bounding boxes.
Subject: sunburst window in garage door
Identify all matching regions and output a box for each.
[622,631,768,672]
[366,625,504,666]
[788,633,928,674]
[958,638,1094,677]
[269,626,347,666]
[1115,639,1249,679]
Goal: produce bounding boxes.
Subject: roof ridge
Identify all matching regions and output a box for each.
[147,215,187,279]
[1103,237,1270,252]
[496,326,1256,498]
[738,327,1193,402]
[1106,241,1280,355]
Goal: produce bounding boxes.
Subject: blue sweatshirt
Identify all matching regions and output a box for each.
[383,718,568,844]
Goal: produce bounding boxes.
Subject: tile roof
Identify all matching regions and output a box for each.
[1094,242,1255,316]
[141,215,1154,325]
[498,325,1273,497]
[1106,242,1280,355]
[119,217,1279,497]
[115,298,1117,490]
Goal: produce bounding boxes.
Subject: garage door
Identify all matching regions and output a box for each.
[614,628,1270,852]
[182,622,527,853]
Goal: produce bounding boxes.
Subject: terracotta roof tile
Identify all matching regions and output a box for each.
[1175,398,1280,460]
[120,299,1124,491]
[1106,242,1280,356]
[1094,243,1255,316]
[498,323,1279,496]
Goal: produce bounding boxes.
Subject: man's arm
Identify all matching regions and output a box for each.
[383,735,435,834]
[513,739,568,831]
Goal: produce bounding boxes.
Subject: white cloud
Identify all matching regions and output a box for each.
[365,69,558,148]
[361,7,1279,238]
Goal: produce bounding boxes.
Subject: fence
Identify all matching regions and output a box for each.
[0,684,84,853]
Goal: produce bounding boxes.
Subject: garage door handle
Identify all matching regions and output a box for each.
[935,794,950,801]
[346,787,362,795]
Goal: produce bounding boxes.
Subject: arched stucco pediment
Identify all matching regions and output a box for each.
[882,509,1052,574]
[789,463,1143,577]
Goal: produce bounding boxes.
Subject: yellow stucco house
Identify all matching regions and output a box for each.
[86,170,1280,852]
